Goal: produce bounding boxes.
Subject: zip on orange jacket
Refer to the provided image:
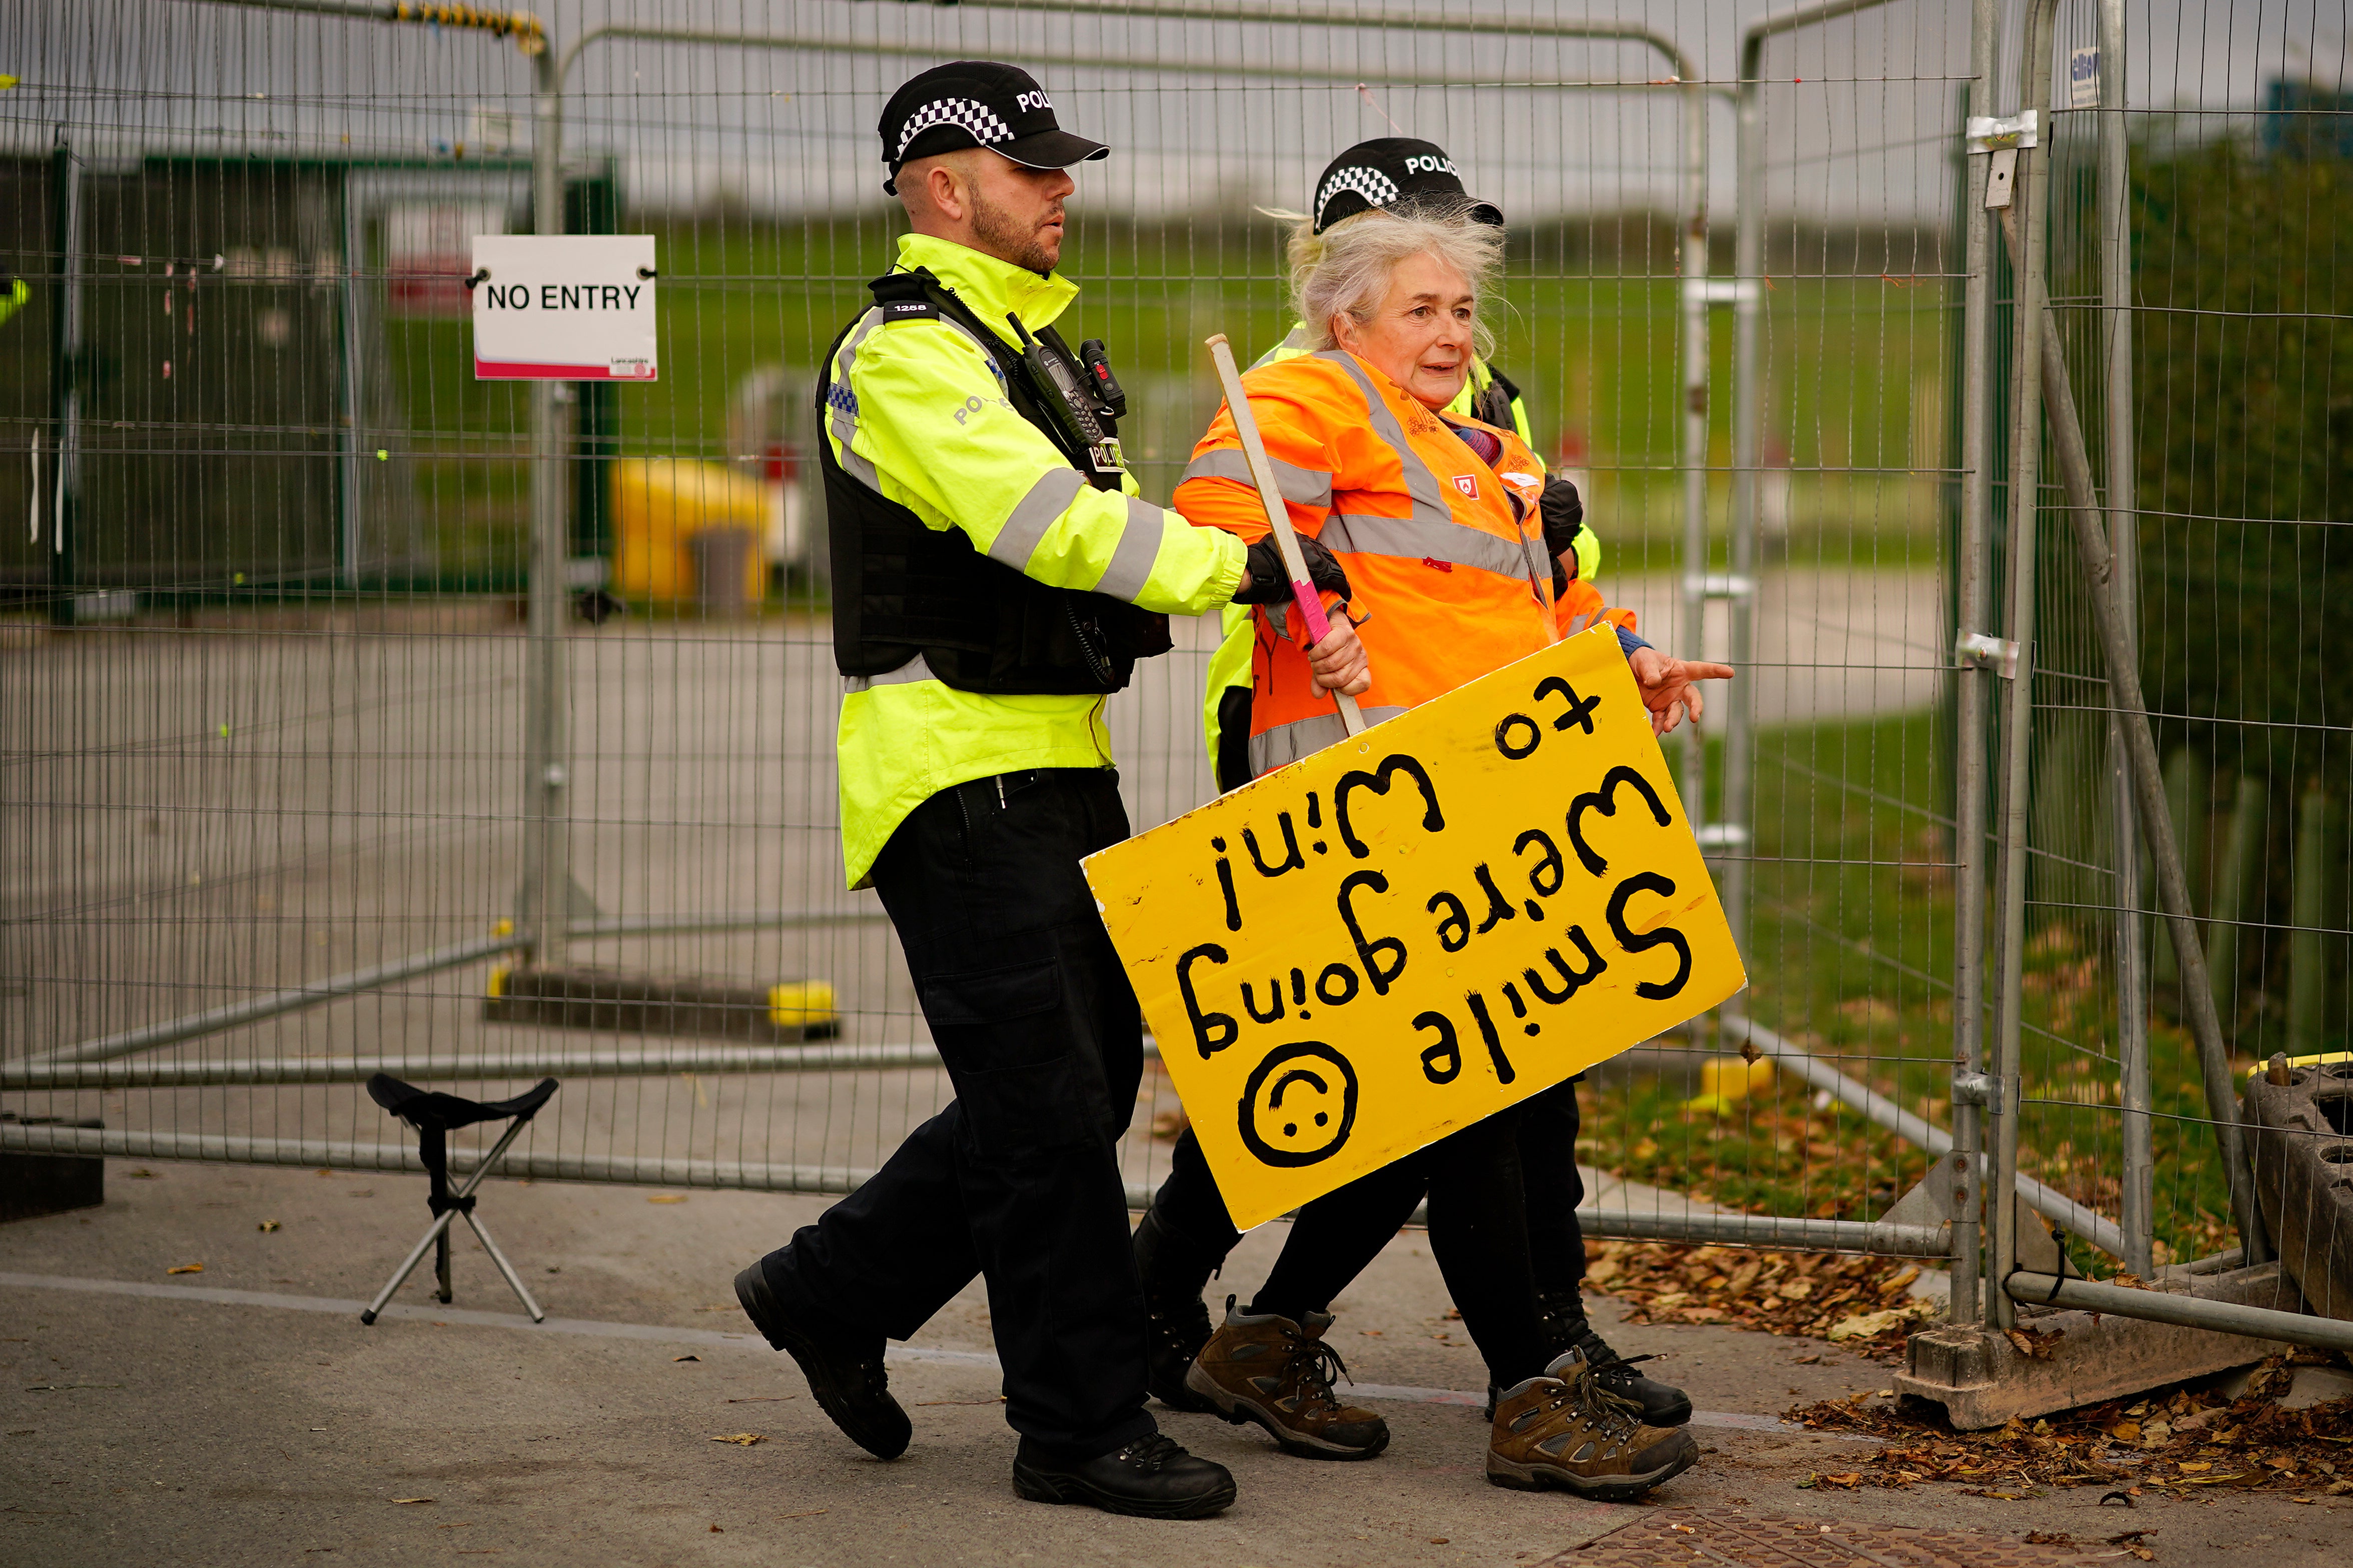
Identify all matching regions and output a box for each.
[1175,347,1634,779]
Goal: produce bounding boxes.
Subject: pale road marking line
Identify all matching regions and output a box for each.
[0,1271,1858,1438]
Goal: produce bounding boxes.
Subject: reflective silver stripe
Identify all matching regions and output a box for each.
[1316,350,1547,590]
[988,468,1088,569]
[1247,704,1408,776]
[1320,510,1536,580]
[1564,612,1596,636]
[827,307,888,491]
[1319,350,1454,529]
[842,652,937,695]
[1179,448,1333,509]
[1092,495,1166,602]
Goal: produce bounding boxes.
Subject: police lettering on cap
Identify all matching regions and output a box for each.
[879,61,1111,195]
[1310,137,1505,234]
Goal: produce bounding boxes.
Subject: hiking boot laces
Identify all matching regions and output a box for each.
[1146,1298,1212,1355]
[1589,1350,1665,1389]
[1571,1327,1662,1393]
[851,1352,891,1402]
[1113,1432,1188,1472]
[1564,1360,1648,1444]
[1282,1330,1357,1414]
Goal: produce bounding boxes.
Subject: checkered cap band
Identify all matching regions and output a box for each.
[895,97,1014,161]
[1317,166,1400,216]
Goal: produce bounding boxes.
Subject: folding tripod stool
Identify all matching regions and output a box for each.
[359,1072,560,1324]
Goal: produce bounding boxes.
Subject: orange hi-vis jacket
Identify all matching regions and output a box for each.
[1175,348,1633,779]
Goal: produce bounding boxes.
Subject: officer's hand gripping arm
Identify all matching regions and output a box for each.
[1233,534,1350,606]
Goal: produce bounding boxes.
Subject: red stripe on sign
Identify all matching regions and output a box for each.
[474,359,659,381]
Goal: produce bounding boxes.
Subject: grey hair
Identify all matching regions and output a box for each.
[1283,197,1503,358]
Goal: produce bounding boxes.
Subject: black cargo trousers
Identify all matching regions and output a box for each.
[760,767,1157,1459]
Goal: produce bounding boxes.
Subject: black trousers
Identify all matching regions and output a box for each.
[1250,1108,1550,1388]
[760,768,1155,1459]
[1154,1075,1592,1299]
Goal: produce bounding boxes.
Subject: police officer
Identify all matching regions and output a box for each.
[731,61,1363,1519]
[1145,138,1692,1437]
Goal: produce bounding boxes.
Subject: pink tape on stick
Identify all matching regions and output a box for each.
[1291,582,1333,645]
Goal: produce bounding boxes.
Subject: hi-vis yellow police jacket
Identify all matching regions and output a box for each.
[827,233,1245,887]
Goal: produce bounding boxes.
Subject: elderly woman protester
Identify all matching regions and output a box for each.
[1147,199,1731,1500]
[1145,140,1674,1447]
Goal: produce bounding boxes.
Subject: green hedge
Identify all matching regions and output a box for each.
[2132,136,2352,769]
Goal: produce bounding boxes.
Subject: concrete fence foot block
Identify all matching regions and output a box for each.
[1894,1263,2306,1429]
[483,965,841,1043]
[0,1115,106,1223]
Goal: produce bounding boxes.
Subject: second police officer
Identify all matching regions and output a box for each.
[731,62,1366,1520]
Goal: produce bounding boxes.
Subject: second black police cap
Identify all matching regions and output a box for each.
[1311,138,1504,234]
[879,61,1109,195]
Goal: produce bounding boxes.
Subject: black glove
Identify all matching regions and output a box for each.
[1234,533,1352,606]
[1539,476,1586,576]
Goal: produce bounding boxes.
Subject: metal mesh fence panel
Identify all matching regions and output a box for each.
[1646,0,1977,1260]
[45,2,2353,1326]
[2012,0,2351,1302]
[7,2,1761,1230]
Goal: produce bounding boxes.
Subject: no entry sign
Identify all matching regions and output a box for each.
[1084,626,1746,1231]
[471,234,657,381]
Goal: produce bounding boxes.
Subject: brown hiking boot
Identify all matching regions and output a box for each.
[1486,1346,1698,1500]
[1182,1298,1389,1459]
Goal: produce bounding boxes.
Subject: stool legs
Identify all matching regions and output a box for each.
[359,1114,544,1324]
[360,1208,460,1324]
[461,1208,546,1322]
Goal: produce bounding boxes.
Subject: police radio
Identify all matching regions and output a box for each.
[1007,314,1126,490]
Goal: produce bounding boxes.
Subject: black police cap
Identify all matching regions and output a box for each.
[879,61,1109,195]
[1311,137,1504,234]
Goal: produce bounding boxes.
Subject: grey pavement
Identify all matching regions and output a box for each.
[4,1160,2341,1567]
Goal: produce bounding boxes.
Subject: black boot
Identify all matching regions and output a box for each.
[1544,1289,1691,1428]
[734,1259,912,1459]
[1133,1208,1216,1413]
[1012,1432,1237,1518]
[1485,1292,1694,1426]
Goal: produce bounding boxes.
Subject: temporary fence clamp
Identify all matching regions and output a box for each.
[1952,1070,2004,1112]
[1956,631,2019,679]
[1969,112,2038,209]
[1685,572,1757,602]
[1964,111,2039,153]
[1681,278,1758,307]
[1693,823,1750,851]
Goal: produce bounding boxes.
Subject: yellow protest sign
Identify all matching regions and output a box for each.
[1084,626,1746,1231]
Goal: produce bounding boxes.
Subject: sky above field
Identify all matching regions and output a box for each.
[4,0,2345,224]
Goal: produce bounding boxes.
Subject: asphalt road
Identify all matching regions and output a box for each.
[4,1160,2339,1567]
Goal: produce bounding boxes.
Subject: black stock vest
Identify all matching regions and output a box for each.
[819,269,1172,695]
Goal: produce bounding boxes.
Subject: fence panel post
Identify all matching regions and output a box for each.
[2096,0,2153,1280]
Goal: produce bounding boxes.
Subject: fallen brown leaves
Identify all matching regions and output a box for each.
[1783,1355,2353,1498]
[2025,1531,2156,1562]
[1581,1240,1934,1361]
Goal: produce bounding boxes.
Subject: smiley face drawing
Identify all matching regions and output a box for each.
[1236,1042,1360,1168]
